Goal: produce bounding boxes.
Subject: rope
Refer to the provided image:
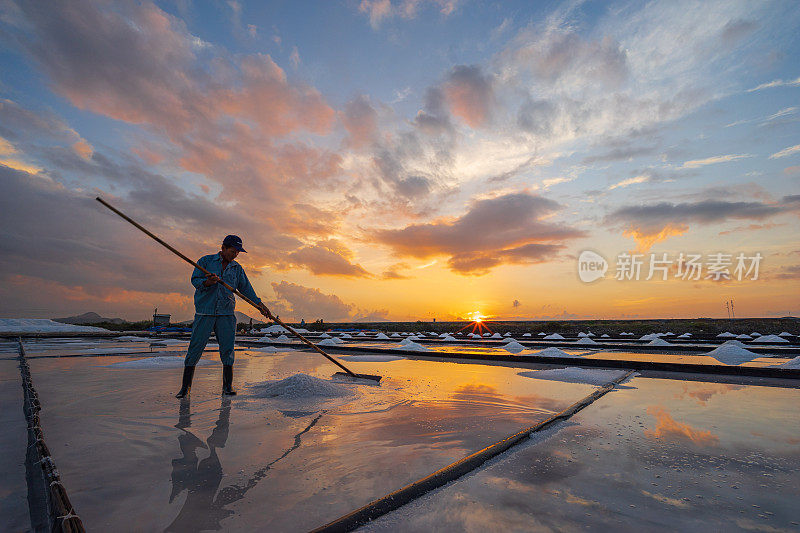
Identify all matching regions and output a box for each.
[17,338,85,533]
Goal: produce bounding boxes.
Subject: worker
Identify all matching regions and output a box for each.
[176,235,270,398]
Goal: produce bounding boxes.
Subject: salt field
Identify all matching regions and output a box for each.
[2,332,799,531]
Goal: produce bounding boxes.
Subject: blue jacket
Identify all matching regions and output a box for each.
[191,253,261,316]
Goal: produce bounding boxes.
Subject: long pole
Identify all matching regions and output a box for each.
[95,196,359,378]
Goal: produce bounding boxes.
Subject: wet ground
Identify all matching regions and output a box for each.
[1,337,799,531]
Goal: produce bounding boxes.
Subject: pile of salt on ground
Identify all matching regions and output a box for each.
[544,333,565,340]
[752,335,790,344]
[717,332,737,338]
[0,318,110,333]
[490,333,503,339]
[249,374,354,399]
[317,338,342,346]
[502,341,526,354]
[116,335,153,342]
[396,341,430,352]
[442,335,457,341]
[647,338,672,346]
[107,354,213,369]
[575,337,598,345]
[704,341,761,365]
[522,333,532,337]
[530,347,583,358]
[771,356,800,369]
[779,331,795,337]
[374,332,390,340]
[519,368,629,386]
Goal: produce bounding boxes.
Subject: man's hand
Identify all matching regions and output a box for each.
[203,273,221,287]
[257,303,273,320]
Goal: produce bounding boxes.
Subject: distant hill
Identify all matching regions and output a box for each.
[53,312,126,325]
[235,310,266,325]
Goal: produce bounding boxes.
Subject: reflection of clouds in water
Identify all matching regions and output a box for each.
[678,383,744,405]
[644,406,719,446]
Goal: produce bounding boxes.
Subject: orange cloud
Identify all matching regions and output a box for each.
[623,223,688,252]
[72,139,93,160]
[644,406,719,446]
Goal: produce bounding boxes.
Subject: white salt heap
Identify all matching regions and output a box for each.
[502,341,526,354]
[522,333,531,337]
[530,347,582,358]
[374,333,390,340]
[249,374,354,399]
[399,337,418,345]
[397,341,430,352]
[272,334,291,342]
[316,338,341,346]
[779,331,795,337]
[490,333,502,339]
[318,333,331,338]
[639,334,660,341]
[704,340,761,365]
[357,332,367,337]
[736,334,752,339]
[390,333,401,338]
[663,332,674,336]
[578,332,589,337]
[0,319,110,333]
[678,333,692,338]
[601,334,610,338]
[751,335,789,344]
[339,333,352,339]
[537,332,546,336]
[503,332,511,337]
[575,337,598,345]
[544,333,565,340]
[717,332,737,338]
[771,356,800,369]
[116,336,152,342]
[442,335,457,341]
[647,338,671,346]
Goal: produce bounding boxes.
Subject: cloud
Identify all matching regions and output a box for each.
[342,95,378,149]
[608,175,650,190]
[644,406,719,446]
[381,263,411,280]
[371,192,584,274]
[285,241,371,278]
[770,144,800,159]
[358,0,460,29]
[270,281,353,321]
[746,76,800,92]
[606,199,787,251]
[682,154,752,168]
[442,65,494,128]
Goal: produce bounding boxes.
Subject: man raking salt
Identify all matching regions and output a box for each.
[175,235,271,398]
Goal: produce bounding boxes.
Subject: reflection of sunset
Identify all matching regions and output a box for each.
[644,406,719,446]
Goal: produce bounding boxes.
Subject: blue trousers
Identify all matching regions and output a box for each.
[185,314,236,367]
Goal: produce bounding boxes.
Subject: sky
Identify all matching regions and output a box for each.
[0,0,798,323]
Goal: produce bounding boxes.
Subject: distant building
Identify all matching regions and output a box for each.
[153,308,171,327]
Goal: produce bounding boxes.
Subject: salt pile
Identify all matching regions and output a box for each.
[482,333,491,337]
[339,333,352,339]
[736,334,752,339]
[678,333,692,338]
[399,337,417,345]
[519,368,629,386]
[779,332,795,337]
[578,332,589,337]
[537,332,545,336]
[522,333,532,337]
[442,335,457,341]
[390,333,401,338]
[704,341,761,365]
[751,335,789,344]
[116,335,152,342]
[374,333,390,340]
[620,332,634,336]
[717,332,737,338]
[575,337,598,345]
[530,347,582,358]
[107,355,213,369]
[601,334,610,338]
[663,332,675,336]
[397,341,430,352]
[261,325,288,334]
[503,332,512,337]
[544,333,564,340]
[249,374,353,399]
[317,338,342,346]
[502,341,526,354]
[647,338,671,346]
[639,333,659,341]
[490,333,502,339]
[272,334,291,342]
[0,318,110,333]
[750,332,761,337]
[357,332,367,337]
[252,346,280,353]
[770,356,800,369]
[319,333,331,338]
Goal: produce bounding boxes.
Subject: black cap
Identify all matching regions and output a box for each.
[222,234,247,253]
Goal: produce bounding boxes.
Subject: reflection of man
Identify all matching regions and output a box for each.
[166,397,233,532]
[176,235,270,398]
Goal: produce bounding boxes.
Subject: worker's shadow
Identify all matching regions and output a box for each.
[165,397,323,532]
[165,396,232,532]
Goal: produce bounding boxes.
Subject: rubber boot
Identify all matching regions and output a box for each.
[222,365,236,396]
[175,366,195,398]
